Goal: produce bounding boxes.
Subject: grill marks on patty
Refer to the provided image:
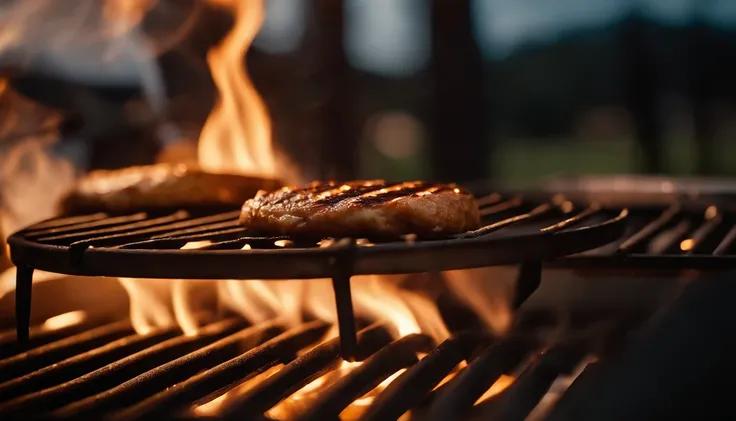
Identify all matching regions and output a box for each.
[241,180,480,238]
[266,181,463,208]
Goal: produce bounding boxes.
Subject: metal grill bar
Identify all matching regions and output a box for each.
[296,333,435,421]
[0,320,134,383]
[0,316,104,359]
[0,327,177,402]
[218,323,393,418]
[617,204,680,253]
[423,337,532,421]
[358,333,479,421]
[51,320,284,419]
[486,342,588,421]
[0,309,652,421]
[25,213,110,232]
[556,202,736,269]
[25,213,149,239]
[0,318,244,416]
[109,321,331,421]
[38,211,191,244]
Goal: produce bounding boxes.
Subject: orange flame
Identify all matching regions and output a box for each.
[198,0,275,176]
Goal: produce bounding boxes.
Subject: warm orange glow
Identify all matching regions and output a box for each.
[0,268,66,302]
[349,368,407,408]
[118,277,176,335]
[268,360,362,420]
[171,241,216,336]
[193,392,230,417]
[171,279,200,337]
[42,310,87,331]
[680,238,694,252]
[193,364,283,416]
[705,205,718,220]
[475,374,516,404]
[443,267,514,335]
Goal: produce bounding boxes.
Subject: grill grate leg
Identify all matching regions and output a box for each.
[513,262,542,309]
[331,275,358,362]
[15,265,34,342]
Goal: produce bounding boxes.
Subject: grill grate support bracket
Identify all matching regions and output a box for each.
[15,266,33,342]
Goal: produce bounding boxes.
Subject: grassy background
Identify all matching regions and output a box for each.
[361,136,736,181]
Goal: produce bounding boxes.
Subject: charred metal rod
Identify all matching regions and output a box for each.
[332,274,358,362]
[0,328,177,402]
[22,213,109,233]
[150,214,241,238]
[543,362,606,421]
[0,316,108,358]
[617,204,680,253]
[490,343,587,421]
[475,193,502,208]
[0,319,134,383]
[459,203,552,239]
[540,204,602,233]
[0,318,244,417]
[358,333,478,421]
[220,323,393,418]
[39,211,190,244]
[117,227,249,250]
[50,320,282,420]
[713,223,736,255]
[73,215,242,249]
[114,222,244,249]
[480,197,525,218]
[109,321,331,421]
[14,265,33,342]
[513,262,542,310]
[296,333,435,421]
[423,337,531,421]
[686,212,721,254]
[24,214,146,239]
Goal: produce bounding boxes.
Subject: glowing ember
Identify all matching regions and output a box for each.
[267,360,362,419]
[42,310,87,331]
[193,364,284,416]
[193,392,230,417]
[680,238,694,252]
[475,374,516,404]
[351,368,407,407]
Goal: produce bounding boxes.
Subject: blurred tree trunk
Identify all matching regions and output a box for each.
[429,0,489,183]
[622,12,664,174]
[312,0,357,180]
[689,2,715,175]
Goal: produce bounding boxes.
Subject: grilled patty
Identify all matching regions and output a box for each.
[239,180,481,238]
[62,163,282,214]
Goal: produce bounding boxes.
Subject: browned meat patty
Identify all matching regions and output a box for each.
[239,180,481,238]
[62,163,282,214]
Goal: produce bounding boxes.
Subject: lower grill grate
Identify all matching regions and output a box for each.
[0,311,637,421]
[559,203,736,269]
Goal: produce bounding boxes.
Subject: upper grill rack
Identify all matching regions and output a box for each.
[8,192,627,357]
[8,193,626,280]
